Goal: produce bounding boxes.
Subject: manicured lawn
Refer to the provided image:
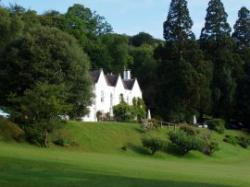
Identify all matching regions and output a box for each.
[0,121,249,187]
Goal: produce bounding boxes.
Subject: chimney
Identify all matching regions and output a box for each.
[123,70,127,80]
[123,69,131,80]
[127,70,131,80]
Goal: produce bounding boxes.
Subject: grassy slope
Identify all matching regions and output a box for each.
[0,121,249,187]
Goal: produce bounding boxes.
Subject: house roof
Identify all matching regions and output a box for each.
[90,69,136,90]
[123,79,135,90]
[90,70,101,83]
[105,74,119,86]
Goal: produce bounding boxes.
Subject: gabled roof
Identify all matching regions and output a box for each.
[90,69,137,90]
[105,74,119,86]
[123,79,135,90]
[90,70,101,83]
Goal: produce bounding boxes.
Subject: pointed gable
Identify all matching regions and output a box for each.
[105,74,119,87]
[90,70,101,83]
[123,79,135,90]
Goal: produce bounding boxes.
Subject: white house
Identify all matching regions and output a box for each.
[82,69,143,122]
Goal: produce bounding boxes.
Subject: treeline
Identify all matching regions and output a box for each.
[0,3,161,145]
[152,0,250,129]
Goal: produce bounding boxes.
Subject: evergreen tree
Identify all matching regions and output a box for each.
[200,0,231,41]
[232,7,250,49]
[157,0,212,122]
[163,0,194,43]
[235,49,250,129]
[200,0,243,120]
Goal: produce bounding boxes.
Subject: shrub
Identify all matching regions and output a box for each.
[52,129,74,147]
[121,145,127,151]
[113,102,134,122]
[168,128,219,156]
[53,138,65,146]
[113,97,146,122]
[179,124,199,135]
[224,135,250,148]
[0,117,24,141]
[142,137,166,155]
[237,137,250,149]
[223,135,238,145]
[202,141,219,155]
[25,124,48,146]
[168,130,203,155]
[206,119,225,134]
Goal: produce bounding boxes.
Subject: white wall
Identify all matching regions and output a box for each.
[82,70,143,122]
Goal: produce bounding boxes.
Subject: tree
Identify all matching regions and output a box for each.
[232,7,250,49]
[65,4,112,37]
[0,26,92,121]
[9,83,72,146]
[129,44,158,112]
[0,7,23,51]
[163,0,194,43]
[40,10,66,31]
[235,48,250,129]
[130,32,155,47]
[101,33,133,73]
[157,0,212,122]
[200,0,231,41]
[200,0,243,120]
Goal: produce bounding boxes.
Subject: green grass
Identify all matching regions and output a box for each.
[0,121,250,187]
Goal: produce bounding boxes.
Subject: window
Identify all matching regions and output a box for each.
[120,94,124,102]
[110,93,113,106]
[101,91,105,103]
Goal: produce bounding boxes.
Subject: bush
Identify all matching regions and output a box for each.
[52,129,74,147]
[113,102,134,122]
[223,135,250,148]
[223,135,238,145]
[142,137,166,155]
[179,124,199,135]
[168,128,219,156]
[25,124,48,146]
[237,137,250,149]
[0,117,24,141]
[168,130,203,155]
[202,141,219,155]
[206,119,225,134]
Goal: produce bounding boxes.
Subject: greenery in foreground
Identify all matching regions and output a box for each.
[0,121,250,187]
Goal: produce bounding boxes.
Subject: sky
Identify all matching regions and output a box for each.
[0,0,250,39]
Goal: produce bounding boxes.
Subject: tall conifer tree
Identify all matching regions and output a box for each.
[157,0,212,122]
[233,7,250,129]
[163,0,194,43]
[200,0,231,41]
[233,7,250,49]
[200,0,243,119]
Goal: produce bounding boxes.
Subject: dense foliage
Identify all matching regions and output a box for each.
[0,117,24,141]
[0,0,250,145]
[169,126,219,155]
[206,119,226,134]
[113,97,146,122]
[142,137,167,155]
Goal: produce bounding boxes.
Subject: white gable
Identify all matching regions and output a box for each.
[82,70,143,121]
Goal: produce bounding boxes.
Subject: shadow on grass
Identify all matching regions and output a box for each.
[134,127,146,134]
[127,143,151,155]
[79,173,233,187]
[0,169,233,187]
